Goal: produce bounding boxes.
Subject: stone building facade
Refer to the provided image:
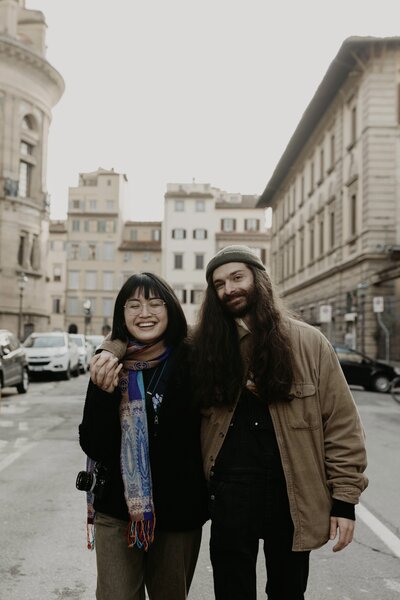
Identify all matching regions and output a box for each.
[258,37,400,361]
[0,0,64,338]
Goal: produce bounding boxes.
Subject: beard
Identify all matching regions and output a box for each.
[221,287,256,318]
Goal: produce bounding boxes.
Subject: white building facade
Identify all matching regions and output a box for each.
[163,183,270,324]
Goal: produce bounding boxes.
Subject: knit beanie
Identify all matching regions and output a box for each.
[206,245,266,281]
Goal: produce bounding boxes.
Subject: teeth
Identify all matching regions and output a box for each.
[138,323,155,328]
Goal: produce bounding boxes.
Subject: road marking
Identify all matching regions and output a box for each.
[0,442,37,473]
[357,504,400,559]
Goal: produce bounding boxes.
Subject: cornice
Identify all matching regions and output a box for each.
[0,36,64,99]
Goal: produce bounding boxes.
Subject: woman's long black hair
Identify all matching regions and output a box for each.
[191,266,294,406]
[111,272,187,347]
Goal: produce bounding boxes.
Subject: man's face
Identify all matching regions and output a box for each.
[212,262,255,317]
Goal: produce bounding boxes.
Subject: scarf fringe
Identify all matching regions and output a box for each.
[86,521,95,551]
[127,518,155,551]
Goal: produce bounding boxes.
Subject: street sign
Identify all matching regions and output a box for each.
[373,296,384,313]
[319,304,332,323]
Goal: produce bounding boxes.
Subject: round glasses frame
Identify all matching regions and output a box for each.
[123,299,166,315]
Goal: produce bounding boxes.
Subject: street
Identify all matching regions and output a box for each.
[0,375,399,599]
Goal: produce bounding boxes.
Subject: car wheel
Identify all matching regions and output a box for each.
[371,374,391,393]
[62,364,71,380]
[73,364,80,377]
[16,367,29,394]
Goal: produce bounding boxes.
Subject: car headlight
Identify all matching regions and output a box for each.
[394,367,400,376]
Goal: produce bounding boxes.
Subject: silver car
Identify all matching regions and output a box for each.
[23,332,80,380]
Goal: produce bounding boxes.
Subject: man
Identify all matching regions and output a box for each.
[90,245,368,600]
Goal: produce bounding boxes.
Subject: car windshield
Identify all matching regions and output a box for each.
[24,336,65,348]
[71,337,84,347]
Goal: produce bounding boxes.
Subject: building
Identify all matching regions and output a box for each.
[65,168,130,336]
[163,182,270,324]
[119,221,162,278]
[257,37,400,361]
[47,220,67,331]
[0,0,64,339]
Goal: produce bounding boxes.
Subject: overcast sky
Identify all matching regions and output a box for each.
[29,0,400,222]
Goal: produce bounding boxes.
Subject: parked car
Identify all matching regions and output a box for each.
[0,329,29,394]
[333,345,400,393]
[23,332,80,380]
[86,335,104,352]
[69,333,90,373]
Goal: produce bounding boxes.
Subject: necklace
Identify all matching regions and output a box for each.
[146,359,169,398]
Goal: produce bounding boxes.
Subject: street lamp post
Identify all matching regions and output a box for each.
[83,299,92,336]
[17,272,28,341]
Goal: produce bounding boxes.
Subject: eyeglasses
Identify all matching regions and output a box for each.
[123,298,166,315]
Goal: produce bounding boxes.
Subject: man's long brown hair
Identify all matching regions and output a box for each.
[191,266,294,406]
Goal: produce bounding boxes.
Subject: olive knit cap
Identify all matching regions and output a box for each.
[206,245,266,281]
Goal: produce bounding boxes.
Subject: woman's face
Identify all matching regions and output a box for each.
[124,290,168,345]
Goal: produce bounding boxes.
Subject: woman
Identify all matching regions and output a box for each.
[78,273,208,600]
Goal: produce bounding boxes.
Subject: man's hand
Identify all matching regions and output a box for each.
[329,516,355,552]
[89,351,122,392]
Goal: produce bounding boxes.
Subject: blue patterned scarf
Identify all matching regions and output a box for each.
[119,339,170,550]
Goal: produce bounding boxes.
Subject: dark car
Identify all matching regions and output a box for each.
[333,345,400,393]
[0,329,29,394]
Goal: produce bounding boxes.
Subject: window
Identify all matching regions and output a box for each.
[50,241,55,251]
[329,208,335,248]
[221,218,236,232]
[174,254,183,269]
[330,134,335,169]
[85,271,97,290]
[351,106,357,146]
[72,219,80,232]
[68,271,79,289]
[105,220,116,233]
[30,234,40,270]
[152,229,161,241]
[106,200,115,211]
[172,228,186,239]
[103,298,113,317]
[69,243,80,260]
[53,265,62,282]
[350,193,357,236]
[123,252,132,263]
[130,229,138,241]
[88,243,97,260]
[191,289,204,304]
[195,200,205,212]
[84,220,89,232]
[52,298,61,314]
[174,200,184,212]
[309,220,315,262]
[103,271,114,290]
[174,289,187,303]
[319,218,324,256]
[72,199,81,209]
[309,161,315,195]
[300,176,305,206]
[66,297,79,315]
[18,233,27,266]
[103,242,114,261]
[98,220,106,233]
[244,219,260,232]
[18,161,31,197]
[193,229,207,240]
[143,252,151,262]
[319,148,324,183]
[195,254,204,270]
[89,199,97,211]
[20,141,32,155]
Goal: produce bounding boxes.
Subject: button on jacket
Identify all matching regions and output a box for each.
[200,318,368,552]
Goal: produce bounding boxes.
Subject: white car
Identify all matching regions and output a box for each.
[69,333,90,373]
[23,332,80,380]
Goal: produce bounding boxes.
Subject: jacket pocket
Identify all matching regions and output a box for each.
[284,382,321,430]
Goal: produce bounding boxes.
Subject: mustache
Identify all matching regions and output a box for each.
[222,291,246,304]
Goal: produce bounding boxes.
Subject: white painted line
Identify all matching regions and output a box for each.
[357,503,400,559]
[0,442,37,473]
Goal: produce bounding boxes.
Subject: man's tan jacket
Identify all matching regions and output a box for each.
[201,318,368,551]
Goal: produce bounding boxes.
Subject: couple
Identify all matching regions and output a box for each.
[79,245,368,600]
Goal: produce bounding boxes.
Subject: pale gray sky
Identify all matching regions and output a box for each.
[29,0,400,222]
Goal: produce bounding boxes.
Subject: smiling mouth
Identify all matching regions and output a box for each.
[137,322,157,328]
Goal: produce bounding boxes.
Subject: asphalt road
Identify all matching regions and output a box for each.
[0,375,399,599]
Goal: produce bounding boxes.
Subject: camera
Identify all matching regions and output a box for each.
[76,462,108,499]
